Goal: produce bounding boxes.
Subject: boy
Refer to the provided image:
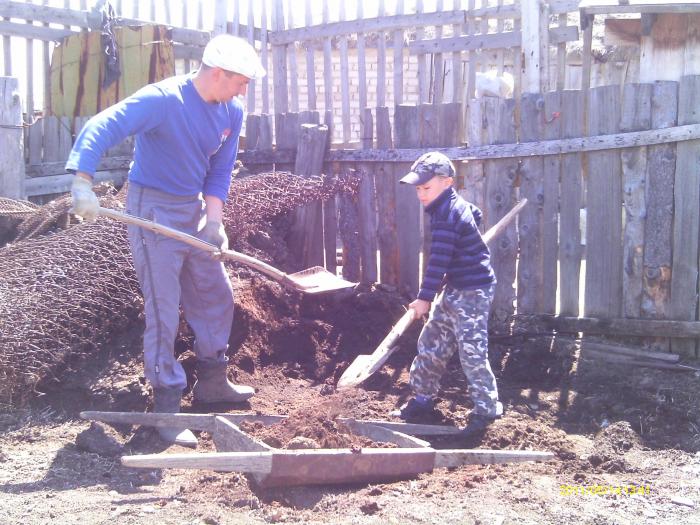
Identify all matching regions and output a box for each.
[392,151,503,436]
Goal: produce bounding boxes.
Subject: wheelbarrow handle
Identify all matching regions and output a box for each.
[97,206,292,284]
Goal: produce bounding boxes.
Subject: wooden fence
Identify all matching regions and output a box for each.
[2,0,581,147]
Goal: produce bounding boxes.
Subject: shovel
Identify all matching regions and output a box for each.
[98,207,356,295]
[337,198,528,388]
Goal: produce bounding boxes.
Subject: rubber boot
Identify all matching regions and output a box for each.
[152,387,198,448]
[192,359,255,403]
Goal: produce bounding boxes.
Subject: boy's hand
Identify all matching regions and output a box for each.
[409,299,431,320]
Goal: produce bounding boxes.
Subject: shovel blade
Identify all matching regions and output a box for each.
[287,266,356,294]
[337,355,373,388]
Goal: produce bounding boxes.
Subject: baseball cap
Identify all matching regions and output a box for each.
[399,151,456,185]
[202,34,266,80]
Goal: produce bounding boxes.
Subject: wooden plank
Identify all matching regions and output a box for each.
[25,171,127,197]
[620,83,652,318]
[410,31,521,55]
[342,420,431,448]
[322,3,333,121]
[484,97,518,324]
[358,108,378,282]
[452,0,464,105]
[580,1,700,16]
[261,0,270,115]
[338,175,361,282]
[261,448,436,487]
[338,3,351,144]
[463,98,486,213]
[2,15,11,76]
[517,93,545,313]
[304,0,316,110]
[642,81,678,327]
[639,14,687,83]
[0,76,24,199]
[581,15,594,92]
[466,0,476,102]
[432,0,445,105]
[325,123,700,162]
[270,10,470,45]
[213,416,272,453]
[286,0,298,113]
[122,450,274,473]
[556,14,567,90]
[521,0,541,94]
[377,0,387,108]
[271,0,288,120]
[578,341,680,363]
[585,85,622,317]
[356,1,368,113]
[434,449,554,468]
[541,91,560,315]
[671,75,700,357]
[28,115,42,166]
[394,104,421,294]
[293,123,327,268]
[538,314,700,339]
[375,106,399,285]
[393,0,405,105]
[416,0,428,104]
[245,0,255,111]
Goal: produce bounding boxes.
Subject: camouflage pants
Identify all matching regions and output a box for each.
[409,284,502,417]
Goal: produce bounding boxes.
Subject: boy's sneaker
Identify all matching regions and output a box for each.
[461,413,500,437]
[391,397,434,421]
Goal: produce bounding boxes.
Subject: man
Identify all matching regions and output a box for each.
[67,35,265,447]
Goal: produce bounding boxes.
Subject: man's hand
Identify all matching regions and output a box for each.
[408,299,431,320]
[70,175,99,222]
[196,220,228,250]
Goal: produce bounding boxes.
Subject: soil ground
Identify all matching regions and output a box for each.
[1,222,700,525]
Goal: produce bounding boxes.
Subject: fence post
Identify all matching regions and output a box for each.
[213,0,227,35]
[521,0,542,93]
[0,77,25,199]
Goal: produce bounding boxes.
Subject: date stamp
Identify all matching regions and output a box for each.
[560,484,651,496]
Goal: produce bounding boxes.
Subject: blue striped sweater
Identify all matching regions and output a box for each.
[418,188,496,301]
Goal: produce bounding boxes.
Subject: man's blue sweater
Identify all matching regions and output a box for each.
[418,187,496,302]
[65,74,244,203]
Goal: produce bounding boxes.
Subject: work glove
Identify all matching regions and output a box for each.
[70,176,99,222]
[196,220,228,251]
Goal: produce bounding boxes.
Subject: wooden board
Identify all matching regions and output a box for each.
[0,76,24,199]
[541,91,561,314]
[394,104,421,294]
[620,83,652,318]
[518,93,545,313]
[357,108,378,282]
[483,97,518,324]
[585,85,622,318]
[375,106,399,285]
[670,75,700,357]
[642,82,678,335]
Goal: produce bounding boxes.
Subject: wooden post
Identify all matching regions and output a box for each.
[0,77,25,199]
[323,111,337,275]
[286,0,298,113]
[585,85,622,318]
[642,81,678,351]
[432,0,445,105]
[356,2,368,124]
[416,0,428,104]
[261,0,270,115]
[393,0,405,105]
[671,75,700,358]
[377,0,387,108]
[620,83,652,319]
[338,2,351,144]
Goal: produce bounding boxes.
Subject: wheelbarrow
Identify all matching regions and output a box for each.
[98,207,356,295]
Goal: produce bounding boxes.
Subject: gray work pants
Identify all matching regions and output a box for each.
[125,183,234,390]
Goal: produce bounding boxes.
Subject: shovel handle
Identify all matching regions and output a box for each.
[98,206,291,284]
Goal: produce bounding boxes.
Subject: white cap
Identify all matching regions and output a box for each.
[201,34,266,81]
